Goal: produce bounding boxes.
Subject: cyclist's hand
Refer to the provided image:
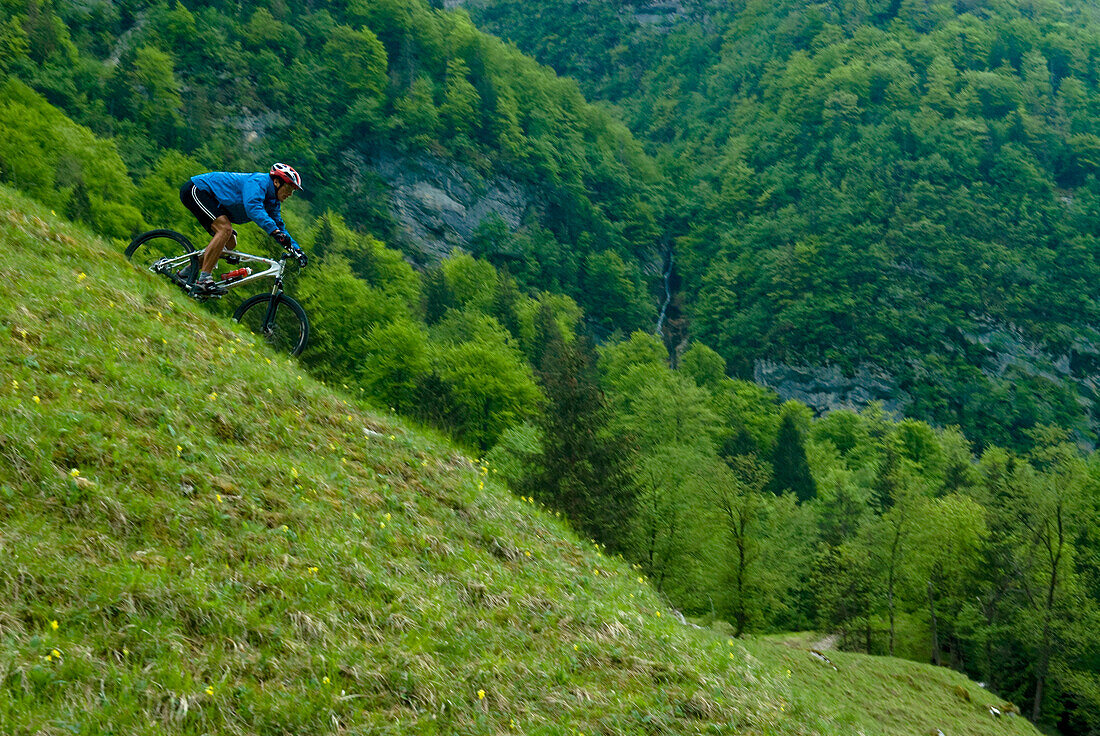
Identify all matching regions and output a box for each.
[271,229,292,249]
[293,247,308,268]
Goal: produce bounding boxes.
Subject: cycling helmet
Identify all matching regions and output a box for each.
[270,162,303,191]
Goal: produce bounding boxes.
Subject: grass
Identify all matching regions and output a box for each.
[0,185,1039,735]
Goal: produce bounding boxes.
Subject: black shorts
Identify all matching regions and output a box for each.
[179,181,231,234]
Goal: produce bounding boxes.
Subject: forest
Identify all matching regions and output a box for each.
[467,0,1100,451]
[3,0,1100,732]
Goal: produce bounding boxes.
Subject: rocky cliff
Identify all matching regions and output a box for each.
[373,151,537,263]
[756,319,1100,447]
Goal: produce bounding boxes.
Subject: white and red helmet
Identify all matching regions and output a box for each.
[270,162,303,191]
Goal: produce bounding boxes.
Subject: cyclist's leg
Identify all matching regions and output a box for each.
[178,181,235,278]
[200,216,234,274]
[180,181,221,235]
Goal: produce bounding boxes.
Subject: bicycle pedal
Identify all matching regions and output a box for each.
[189,281,228,298]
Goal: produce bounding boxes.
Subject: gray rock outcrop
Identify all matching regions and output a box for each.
[372,150,537,263]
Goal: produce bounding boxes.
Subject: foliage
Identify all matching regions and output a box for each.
[7,0,665,331]
[5,0,1100,730]
[0,79,144,238]
[466,0,1100,449]
[3,190,1042,736]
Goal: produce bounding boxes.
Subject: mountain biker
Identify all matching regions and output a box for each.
[179,163,308,296]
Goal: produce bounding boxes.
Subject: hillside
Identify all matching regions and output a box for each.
[462,0,1100,451]
[0,189,1038,734]
[8,0,665,335]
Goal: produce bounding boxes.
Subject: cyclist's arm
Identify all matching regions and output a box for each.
[242,178,281,235]
[271,204,303,251]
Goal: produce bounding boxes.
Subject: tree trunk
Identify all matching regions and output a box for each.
[734,531,747,637]
[1032,503,1064,723]
[1032,557,1060,721]
[927,580,941,666]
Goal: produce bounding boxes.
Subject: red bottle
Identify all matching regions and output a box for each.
[221,267,252,280]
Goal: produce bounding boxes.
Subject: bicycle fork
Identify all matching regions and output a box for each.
[261,279,285,334]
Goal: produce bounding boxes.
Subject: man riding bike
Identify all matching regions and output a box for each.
[179,163,308,296]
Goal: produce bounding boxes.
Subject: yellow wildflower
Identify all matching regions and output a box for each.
[50,620,59,630]
[215,494,223,503]
[323,676,331,684]
[477,689,486,700]
[69,469,79,478]
[51,649,61,659]
[77,272,86,282]
[10,379,17,389]
[290,467,299,479]
[205,686,214,696]
[33,395,40,404]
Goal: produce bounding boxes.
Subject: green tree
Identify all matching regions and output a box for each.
[360,319,432,413]
[769,404,816,502]
[528,312,637,551]
[439,58,480,141]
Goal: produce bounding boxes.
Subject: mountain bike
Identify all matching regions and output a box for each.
[125,229,310,356]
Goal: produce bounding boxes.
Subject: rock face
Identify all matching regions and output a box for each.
[631,0,687,25]
[448,0,688,26]
[371,150,537,263]
[754,360,910,417]
[756,318,1100,444]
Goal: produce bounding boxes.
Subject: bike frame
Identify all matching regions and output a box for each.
[151,249,288,295]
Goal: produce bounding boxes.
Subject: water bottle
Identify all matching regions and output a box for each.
[221,267,252,281]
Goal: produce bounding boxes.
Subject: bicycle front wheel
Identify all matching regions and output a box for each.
[125,229,200,287]
[233,293,309,356]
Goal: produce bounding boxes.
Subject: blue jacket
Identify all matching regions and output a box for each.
[190,172,300,249]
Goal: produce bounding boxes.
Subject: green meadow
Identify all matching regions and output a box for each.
[0,186,1035,735]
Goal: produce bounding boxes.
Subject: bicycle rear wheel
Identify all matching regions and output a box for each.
[125,229,200,287]
[233,293,309,356]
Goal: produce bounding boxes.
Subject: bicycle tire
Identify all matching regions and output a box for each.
[125,229,201,288]
[233,293,310,357]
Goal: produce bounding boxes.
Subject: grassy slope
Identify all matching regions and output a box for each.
[0,185,1036,735]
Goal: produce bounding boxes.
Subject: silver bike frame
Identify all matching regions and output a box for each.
[151,250,283,291]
